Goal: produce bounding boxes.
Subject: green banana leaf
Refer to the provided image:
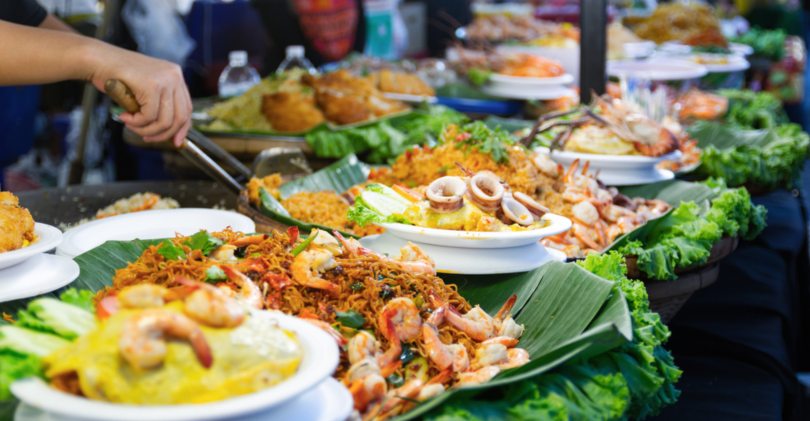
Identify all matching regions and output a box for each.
[278,154,369,199]
[256,188,358,238]
[0,241,634,421]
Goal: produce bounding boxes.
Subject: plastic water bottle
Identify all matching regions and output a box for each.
[218,51,261,98]
[276,45,316,74]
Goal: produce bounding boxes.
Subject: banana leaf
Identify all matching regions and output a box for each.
[278,154,369,199]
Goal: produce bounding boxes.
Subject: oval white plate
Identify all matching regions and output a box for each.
[481,84,576,100]
[15,378,352,421]
[597,168,675,186]
[0,254,79,303]
[0,223,62,270]
[57,209,256,259]
[12,311,339,421]
[361,233,566,274]
[607,59,708,81]
[378,213,571,249]
[537,147,681,170]
[489,73,574,86]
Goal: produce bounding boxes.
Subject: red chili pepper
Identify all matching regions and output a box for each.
[287,226,299,245]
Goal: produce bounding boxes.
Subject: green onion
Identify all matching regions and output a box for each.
[291,231,319,257]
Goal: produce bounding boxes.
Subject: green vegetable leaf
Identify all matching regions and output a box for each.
[205,265,227,283]
[450,121,517,164]
[467,67,493,86]
[157,240,186,261]
[58,289,94,313]
[0,326,69,358]
[0,351,43,400]
[335,310,366,329]
[184,230,223,256]
[15,298,95,340]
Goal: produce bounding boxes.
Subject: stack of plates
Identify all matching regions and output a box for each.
[360,214,571,275]
[0,223,78,303]
[482,73,576,100]
[13,312,353,421]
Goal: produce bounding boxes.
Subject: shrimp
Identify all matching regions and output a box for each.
[500,348,530,370]
[309,229,341,256]
[346,357,387,412]
[181,282,246,328]
[473,341,509,369]
[377,298,422,375]
[301,318,347,346]
[210,244,238,263]
[117,284,171,309]
[421,318,470,372]
[571,200,600,226]
[230,234,268,247]
[348,331,380,364]
[119,309,213,370]
[444,306,495,342]
[367,369,451,420]
[221,266,263,309]
[291,249,341,297]
[396,242,436,275]
[456,366,501,387]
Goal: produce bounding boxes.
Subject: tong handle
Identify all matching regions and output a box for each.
[104,79,246,194]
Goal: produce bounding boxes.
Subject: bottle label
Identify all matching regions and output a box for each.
[293,0,358,61]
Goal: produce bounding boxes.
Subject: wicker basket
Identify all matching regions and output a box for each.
[646,263,720,323]
[624,236,740,322]
[236,191,291,233]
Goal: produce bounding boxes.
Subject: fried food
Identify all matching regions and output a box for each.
[95,193,179,219]
[369,69,435,96]
[303,70,409,125]
[498,54,564,78]
[628,3,727,47]
[260,91,325,133]
[0,191,35,253]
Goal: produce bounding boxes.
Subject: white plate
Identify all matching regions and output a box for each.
[489,73,574,87]
[382,92,437,104]
[536,147,680,187]
[607,59,708,81]
[377,213,571,249]
[0,223,62,270]
[596,168,675,186]
[729,42,754,57]
[361,233,566,274]
[0,254,79,303]
[481,84,576,100]
[692,55,750,73]
[57,209,256,258]
[15,378,352,421]
[12,311,339,421]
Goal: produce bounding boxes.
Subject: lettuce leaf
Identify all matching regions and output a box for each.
[0,351,43,400]
[58,289,94,313]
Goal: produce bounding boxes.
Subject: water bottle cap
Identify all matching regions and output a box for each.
[229,50,248,66]
[286,45,305,58]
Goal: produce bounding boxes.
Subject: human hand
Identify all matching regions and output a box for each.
[88,45,191,147]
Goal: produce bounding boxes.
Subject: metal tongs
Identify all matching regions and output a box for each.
[104,79,250,194]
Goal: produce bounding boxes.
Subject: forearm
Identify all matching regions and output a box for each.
[0,20,103,85]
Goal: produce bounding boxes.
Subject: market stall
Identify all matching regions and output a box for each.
[1,1,808,420]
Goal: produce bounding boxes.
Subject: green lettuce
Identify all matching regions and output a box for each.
[15,297,95,340]
[58,289,94,313]
[347,184,412,226]
[0,351,43,400]
[718,89,788,129]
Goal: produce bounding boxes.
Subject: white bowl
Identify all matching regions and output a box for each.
[0,223,62,270]
[378,212,571,249]
[58,209,256,258]
[488,73,574,87]
[607,58,708,81]
[12,311,340,421]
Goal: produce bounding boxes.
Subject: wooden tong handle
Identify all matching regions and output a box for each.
[104,79,141,114]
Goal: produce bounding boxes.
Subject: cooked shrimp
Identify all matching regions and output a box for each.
[473,342,509,369]
[301,318,347,346]
[377,298,422,374]
[221,266,263,309]
[290,249,341,296]
[500,348,530,369]
[181,282,246,328]
[210,244,238,263]
[309,229,341,256]
[396,242,436,275]
[422,319,470,372]
[444,306,495,342]
[456,366,501,387]
[117,284,171,309]
[348,331,380,364]
[119,309,212,369]
[230,234,268,247]
[346,357,387,412]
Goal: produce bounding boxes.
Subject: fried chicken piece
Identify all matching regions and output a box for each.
[0,191,35,252]
[303,70,409,125]
[260,91,325,133]
[375,69,435,96]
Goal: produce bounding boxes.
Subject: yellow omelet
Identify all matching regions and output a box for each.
[564,125,638,156]
[45,304,302,404]
[404,202,549,232]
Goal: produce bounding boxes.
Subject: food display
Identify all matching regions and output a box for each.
[465,14,579,46]
[85,228,529,419]
[0,191,35,253]
[205,69,409,134]
[366,69,435,97]
[94,192,180,219]
[626,3,727,48]
[498,54,565,78]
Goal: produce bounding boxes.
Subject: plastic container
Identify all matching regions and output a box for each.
[218,50,261,98]
[276,45,316,74]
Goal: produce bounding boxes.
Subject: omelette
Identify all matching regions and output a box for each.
[0,191,35,253]
[46,304,302,404]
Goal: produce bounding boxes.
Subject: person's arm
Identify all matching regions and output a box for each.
[0,20,190,145]
[38,14,76,33]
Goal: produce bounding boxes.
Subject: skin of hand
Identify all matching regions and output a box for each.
[0,20,191,146]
